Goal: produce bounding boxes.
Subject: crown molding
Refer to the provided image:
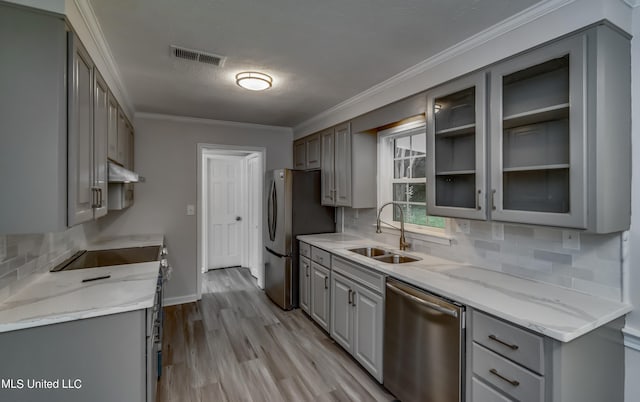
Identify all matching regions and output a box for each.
[73,0,134,117]
[135,112,293,133]
[293,0,575,136]
[624,326,640,351]
[623,0,640,8]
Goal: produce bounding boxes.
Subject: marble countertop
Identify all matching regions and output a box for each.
[298,233,632,342]
[0,234,164,333]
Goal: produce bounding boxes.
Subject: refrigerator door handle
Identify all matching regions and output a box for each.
[268,180,277,241]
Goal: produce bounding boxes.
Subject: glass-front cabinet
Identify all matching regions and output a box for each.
[426,72,487,220]
[489,35,586,228]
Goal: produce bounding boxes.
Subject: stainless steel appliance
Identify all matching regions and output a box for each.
[264,169,335,310]
[384,278,465,402]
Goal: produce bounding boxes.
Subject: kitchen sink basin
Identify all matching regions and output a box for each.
[373,254,421,264]
[349,247,388,257]
[349,247,421,264]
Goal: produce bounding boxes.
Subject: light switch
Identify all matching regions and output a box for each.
[186,205,195,216]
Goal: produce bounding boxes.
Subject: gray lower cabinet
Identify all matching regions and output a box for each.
[310,261,331,332]
[299,255,311,314]
[0,309,153,402]
[468,309,625,402]
[330,256,384,383]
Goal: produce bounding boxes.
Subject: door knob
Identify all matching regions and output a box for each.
[236,216,242,221]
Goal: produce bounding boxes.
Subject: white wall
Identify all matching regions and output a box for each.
[96,114,292,303]
[625,4,640,402]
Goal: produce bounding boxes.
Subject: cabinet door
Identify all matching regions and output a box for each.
[299,256,311,314]
[353,283,384,382]
[330,272,354,353]
[310,262,330,332]
[489,35,586,228]
[334,123,352,206]
[107,94,119,161]
[320,129,336,205]
[93,71,109,218]
[293,139,306,170]
[67,35,95,226]
[127,121,135,170]
[427,72,487,220]
[306,133,321,169]
[117,109,127,165]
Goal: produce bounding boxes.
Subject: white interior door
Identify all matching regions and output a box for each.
[207,156,243,269]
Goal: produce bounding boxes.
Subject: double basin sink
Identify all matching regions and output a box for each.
[349,247,421,264]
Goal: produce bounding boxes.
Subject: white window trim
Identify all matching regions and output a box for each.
[377,121,452,245]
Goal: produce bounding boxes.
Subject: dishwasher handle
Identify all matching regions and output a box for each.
[386,281,458,318]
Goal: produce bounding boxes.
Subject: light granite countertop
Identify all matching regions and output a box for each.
[0,234,164,333]
[297,232,632,342]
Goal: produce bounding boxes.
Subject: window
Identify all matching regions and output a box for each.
[378,120,446,232]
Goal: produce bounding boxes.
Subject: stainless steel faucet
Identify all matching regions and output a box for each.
[376,202,410,251]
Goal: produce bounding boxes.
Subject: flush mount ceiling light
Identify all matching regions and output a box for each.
[236,71,273,91]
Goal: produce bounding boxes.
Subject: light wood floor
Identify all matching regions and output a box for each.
[157,267,396,402]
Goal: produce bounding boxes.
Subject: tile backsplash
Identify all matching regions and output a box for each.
[0,222,98,302]
[340,208,623,301]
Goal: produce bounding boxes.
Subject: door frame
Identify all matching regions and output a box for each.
[197,144,266,300]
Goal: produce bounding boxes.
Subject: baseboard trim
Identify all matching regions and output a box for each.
[164,294,199,307]
[623,326,640,351]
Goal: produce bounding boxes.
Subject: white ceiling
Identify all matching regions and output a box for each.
[90,0,542,127]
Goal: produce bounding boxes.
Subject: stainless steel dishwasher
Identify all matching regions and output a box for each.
[384,278,465,402]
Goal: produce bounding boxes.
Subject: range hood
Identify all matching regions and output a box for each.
[108,161,140,183]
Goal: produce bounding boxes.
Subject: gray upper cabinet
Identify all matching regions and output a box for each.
[67,33,96,226]
[93,71,109,218]
[320,123,376,208]
[489,34,586,229]
[293,133,321,170]
[488,25,630,232]
[107,93,119,161]
[426,72,487,220]
[0,4,68,234]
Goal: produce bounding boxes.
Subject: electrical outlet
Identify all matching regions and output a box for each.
[492,223,504,241]
[186,204,195,216]
[562,230,580,250]
[456,219,470,234]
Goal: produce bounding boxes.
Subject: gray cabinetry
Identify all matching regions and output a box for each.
[293,133,321,170]
[92,71,109,218]
[320,123,376,208]
[330,255,384,382]
[469,309,624,402]
[310,261,331,332]
[426,72,487,220]
[299,255,311,314]
[0,310,150,402]
[487,25,630,232]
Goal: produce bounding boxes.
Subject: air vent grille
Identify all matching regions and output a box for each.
[170,45,225,67]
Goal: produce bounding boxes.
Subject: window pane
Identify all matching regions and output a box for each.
[394,204,428,226]
[394,159,409,178]
[394,137,411,158]
[427,215,446,228]
[410,157,426,178]
[412,134,426,156]
[408,183,425,203]
[393,184,407,201]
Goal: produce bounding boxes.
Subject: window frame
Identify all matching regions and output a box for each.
[377,120,449,238]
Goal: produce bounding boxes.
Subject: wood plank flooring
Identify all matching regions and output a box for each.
[157,267,395,402]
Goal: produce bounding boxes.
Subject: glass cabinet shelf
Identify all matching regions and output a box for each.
[503,103,569,129]
[435,123,476,137]
[503,164,569,173]
[436,169,476,175]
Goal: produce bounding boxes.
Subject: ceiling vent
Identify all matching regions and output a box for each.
[170,45,226,67]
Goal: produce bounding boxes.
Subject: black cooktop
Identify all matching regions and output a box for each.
[51,246,161,272]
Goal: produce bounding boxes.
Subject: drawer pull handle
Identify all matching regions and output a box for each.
[348,289,353,305]
[489,368,520,387]
[488,334,519,350]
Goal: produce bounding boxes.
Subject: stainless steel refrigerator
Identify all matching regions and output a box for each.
[264,169,335,310]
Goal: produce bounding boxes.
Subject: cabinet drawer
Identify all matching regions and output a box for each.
[472,343,544,402]
[331,256,385,294]
[311,246,331,267]
[299,242,311,258]
[473,311,544,374]
[472,377,513,402]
